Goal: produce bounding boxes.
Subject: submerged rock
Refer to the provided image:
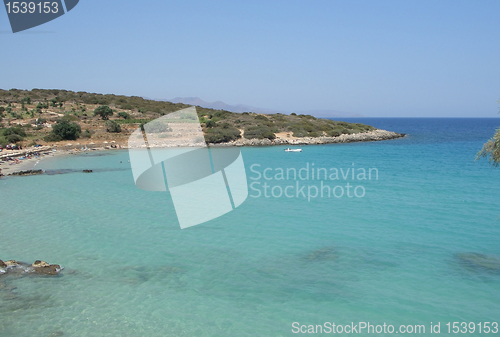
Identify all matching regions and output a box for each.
[456,252,500,272]
[305,246,338,262]
[82,169,93,173]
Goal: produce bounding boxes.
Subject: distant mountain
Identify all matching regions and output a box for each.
[166,97,364,118]
[169,97,281,114]
[296,110,364,118]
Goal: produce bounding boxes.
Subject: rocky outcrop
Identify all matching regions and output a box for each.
[0,259,63,276]
[31,260,62,275]
[4,260,20,266]
[8,169,44,176]
[32,260,50,268]
[209,129,405,147]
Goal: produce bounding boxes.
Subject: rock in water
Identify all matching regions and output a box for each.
[32,261,62,276]
[32,260,51,268]
[4,260,20,267]
[8,169,43,176]
[0,259,63,276]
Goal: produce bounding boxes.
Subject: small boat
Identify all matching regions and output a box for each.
[285,148,302,152]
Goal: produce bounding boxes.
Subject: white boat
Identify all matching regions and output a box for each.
[285,148,302,152]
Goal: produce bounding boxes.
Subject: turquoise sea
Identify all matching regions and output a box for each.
[1,118,500,336]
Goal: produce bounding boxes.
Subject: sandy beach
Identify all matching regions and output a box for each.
[0,147,58,176]
[0,146,111,176]
[0,129,404,177]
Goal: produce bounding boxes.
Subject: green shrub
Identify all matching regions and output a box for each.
[59,114,79,122]
[120,104,133,110]
[117,112,130,119]
[244,125,276,140]
[205,125,241,143]
[144,120,172,133]
[105,120,122,133]
[43,133,63,142]
[45,120,81,141]
[205,120,216,128]
[93,105,114,120]
[291,129,308,137]
[327,130,342,137]
[3,125,26,137]
[7,134,22,143]
[299,114,316,120]
[81,129,93,138]
[116,118,151,125]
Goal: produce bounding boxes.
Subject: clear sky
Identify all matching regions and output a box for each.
[1,0,499,117]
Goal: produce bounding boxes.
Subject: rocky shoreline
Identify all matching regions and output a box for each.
[210,129,405,147]
[0,259,63,276]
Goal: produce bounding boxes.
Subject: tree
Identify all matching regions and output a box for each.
[477,100,500,165]
[105,120,121,133]
[477,127,500,166]
[45,120,81,141]
[93,105,113,120]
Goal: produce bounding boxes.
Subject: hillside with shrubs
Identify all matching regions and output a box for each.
[0,88,376,147]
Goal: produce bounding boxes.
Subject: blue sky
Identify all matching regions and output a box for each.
[1,0,499,117]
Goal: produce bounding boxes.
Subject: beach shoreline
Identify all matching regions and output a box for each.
[0,129,405,176]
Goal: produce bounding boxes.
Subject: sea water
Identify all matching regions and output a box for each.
[1,118,500,336]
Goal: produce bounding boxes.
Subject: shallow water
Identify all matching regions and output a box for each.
[1,118,500,336]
